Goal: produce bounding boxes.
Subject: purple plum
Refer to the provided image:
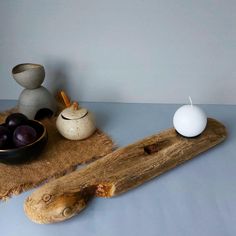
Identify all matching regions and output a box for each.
[0,125,11,149]
[6,113,28,130]
[13,125,37,147]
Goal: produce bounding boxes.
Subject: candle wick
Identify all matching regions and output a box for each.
[189,96,193,106]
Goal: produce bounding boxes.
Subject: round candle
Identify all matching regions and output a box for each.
[173,97,207,137]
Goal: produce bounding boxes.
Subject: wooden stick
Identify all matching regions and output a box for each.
[24,118,227,224]
[60,91,71,108]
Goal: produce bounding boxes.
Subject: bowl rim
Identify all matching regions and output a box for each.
[0,120,47,153]
[12,63,44,75]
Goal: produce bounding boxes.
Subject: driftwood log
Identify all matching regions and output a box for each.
[24,118,227,224]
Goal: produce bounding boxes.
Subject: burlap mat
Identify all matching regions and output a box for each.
[0,108,114,200]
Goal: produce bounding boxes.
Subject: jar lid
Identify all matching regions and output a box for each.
[61,107,88,120]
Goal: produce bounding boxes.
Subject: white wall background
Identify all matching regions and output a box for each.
[0,0,235,104]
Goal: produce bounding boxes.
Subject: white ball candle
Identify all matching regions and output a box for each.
[173,97,207,137]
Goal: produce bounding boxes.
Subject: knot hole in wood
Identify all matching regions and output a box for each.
[143,140,171,155]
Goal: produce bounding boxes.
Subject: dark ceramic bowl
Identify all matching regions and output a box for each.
[0,120,47,165]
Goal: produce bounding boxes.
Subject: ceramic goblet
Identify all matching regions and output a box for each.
[12,63,45,89]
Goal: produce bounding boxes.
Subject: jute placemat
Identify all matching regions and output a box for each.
[0,109,115,200]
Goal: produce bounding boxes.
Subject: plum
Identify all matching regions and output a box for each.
[13,125,37,147]
[6,113,28,130]
[0,125,11,149]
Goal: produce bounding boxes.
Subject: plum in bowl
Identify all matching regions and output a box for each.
[0,120,47,164]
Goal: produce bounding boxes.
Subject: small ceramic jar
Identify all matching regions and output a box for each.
[56,105,96,140]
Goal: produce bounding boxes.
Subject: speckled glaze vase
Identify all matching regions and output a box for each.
[12,63,56,119]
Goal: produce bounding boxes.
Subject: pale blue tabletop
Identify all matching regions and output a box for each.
[0,100,235,236]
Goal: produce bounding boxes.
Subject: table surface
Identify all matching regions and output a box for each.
[0,100,235,236]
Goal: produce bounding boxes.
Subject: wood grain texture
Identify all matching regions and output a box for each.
[24,118,227,224]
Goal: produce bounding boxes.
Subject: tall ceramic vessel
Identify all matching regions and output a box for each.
[12,63,56,119]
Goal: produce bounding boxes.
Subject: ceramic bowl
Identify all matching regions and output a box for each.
[0,120,48,165]
[12,63,45,89]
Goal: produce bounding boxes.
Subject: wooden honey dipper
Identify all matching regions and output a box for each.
[24,118,227,224]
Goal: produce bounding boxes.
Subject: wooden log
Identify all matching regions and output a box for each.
[24,118,227,224]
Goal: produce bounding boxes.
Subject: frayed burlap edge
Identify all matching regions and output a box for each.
[0,107,115,200]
